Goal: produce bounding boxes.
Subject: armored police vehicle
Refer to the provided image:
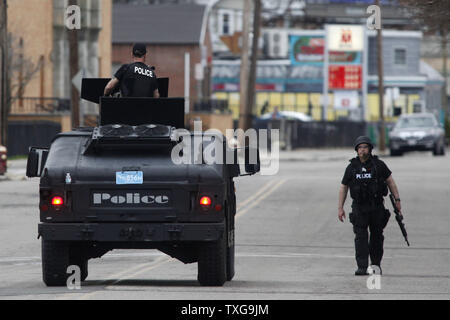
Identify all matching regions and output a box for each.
[26,77,260,287]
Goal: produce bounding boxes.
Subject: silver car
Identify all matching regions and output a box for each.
[389,113,446,156]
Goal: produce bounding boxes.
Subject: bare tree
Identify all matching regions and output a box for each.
[0,31,41,145]
[7,34,42,106]
[400,0,450,136]
[1,0,41,146]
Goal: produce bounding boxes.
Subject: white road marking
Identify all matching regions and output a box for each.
[236,179,288,219]
[236,179,275,211]
[75,256,172,300]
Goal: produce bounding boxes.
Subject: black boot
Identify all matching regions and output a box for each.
[369,265,382,275]
[355,267,369,276]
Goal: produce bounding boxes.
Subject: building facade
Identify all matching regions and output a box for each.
[212,29,444,122]
[111,3,213,104]
[7,0,112,130]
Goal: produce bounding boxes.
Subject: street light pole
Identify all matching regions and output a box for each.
[246,0,261,131]
[239,0,251,131]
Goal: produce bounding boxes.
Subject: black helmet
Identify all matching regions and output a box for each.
[354,136,373,151]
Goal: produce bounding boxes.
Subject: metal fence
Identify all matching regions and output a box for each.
[7,121,61,156]
[10,98,70,115]
[192,99,230,114]
[255,119,367,150]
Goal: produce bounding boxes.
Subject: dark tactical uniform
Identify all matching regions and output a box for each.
[114,62,158,97]
[341,155,391,269]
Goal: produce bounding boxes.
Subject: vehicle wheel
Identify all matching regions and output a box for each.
[226,226,235,282]
[42,240,70,286]
[198,233,227,286]
[69,255,88,282]
[433,144,441,156]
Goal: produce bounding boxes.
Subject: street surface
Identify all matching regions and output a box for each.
[0,148,449,300]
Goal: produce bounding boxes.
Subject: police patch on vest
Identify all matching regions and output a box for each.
[134,66,154,77]
[356,173,372,179]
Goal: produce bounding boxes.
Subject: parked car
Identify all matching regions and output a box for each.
[0,145,6,175]
[389,113,445,156]
[259,110,313,122]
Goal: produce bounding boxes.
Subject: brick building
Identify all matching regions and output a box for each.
[6,0,112,128]
[112,3,213,105]
[4,0,112,155]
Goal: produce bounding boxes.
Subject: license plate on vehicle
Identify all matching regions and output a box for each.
[407,139,417,146]
[116,171,143,185]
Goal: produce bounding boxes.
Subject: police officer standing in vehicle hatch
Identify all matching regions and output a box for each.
[338,136,402,275]
[104,43,159,98]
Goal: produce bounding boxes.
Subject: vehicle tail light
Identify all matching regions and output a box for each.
[51,196,64,207]
[199,196,212,208]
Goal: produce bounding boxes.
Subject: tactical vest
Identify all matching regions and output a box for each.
[348,155,388,203]
[120,63,157,98]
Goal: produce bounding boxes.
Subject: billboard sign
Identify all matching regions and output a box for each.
[329,51,361,64]
[290,35,325,65]
[334,90,359,110]
[329,65,362,90]
[327,25,364,52]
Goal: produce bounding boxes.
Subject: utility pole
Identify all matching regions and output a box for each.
[0,0,8,146]
[68,0,80,128]
[376,0,386,152]
[239,0,251,131]
[441,26,448,125]
[246,0,261,131]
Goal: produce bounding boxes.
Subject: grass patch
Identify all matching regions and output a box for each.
[7,155,27,161]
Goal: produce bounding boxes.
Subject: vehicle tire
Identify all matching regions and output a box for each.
[197,233,227,286]
[226,225,235,282]
[42,240,70,287]
[433,143,441,156]
[69,255,88,282]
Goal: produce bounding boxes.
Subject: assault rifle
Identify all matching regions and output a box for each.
[389,194,410,246]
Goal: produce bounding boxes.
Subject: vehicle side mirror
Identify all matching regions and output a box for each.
[244,145,260,175]
[26,147,49,178]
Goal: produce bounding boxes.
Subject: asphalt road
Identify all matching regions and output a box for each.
[0,149,449,300]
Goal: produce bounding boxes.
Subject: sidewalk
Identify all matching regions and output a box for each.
[0,148,390,181]
[275,148,355,162]
[259,147,391,166]
[0,159,27,181]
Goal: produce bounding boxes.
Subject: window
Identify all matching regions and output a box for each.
[397,116,436,129]
[394,48,406,65]
[223,13,230,35]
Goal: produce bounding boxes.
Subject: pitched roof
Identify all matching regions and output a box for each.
[113,4,208,45]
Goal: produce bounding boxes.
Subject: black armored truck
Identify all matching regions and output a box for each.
[26,78,260,287]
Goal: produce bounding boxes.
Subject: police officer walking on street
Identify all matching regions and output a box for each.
[104,43,159,98]
[338,136,402,275]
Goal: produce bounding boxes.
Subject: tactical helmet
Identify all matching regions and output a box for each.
[354,136,373,151]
